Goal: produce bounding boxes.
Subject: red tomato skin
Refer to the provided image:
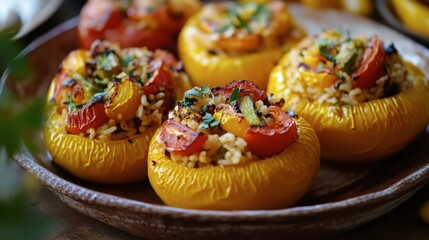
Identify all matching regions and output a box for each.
[159,119,207,156]
[66,101,110,134]
[211,80,268,102]
[352,35,386,89]
[78,0,186,51]
[243,107,298,156]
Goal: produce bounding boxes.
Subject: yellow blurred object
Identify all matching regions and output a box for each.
[420,200,429,224]
[300,0,373,16]
[268,61,429,162]
[105,74,143,122]
[148,117,320,210]
[301,0,340,9]
[44,106,156,184]
[392,0,429,38]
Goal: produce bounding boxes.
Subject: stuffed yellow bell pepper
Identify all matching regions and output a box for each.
[268,30,429,162]
[44,40,192,183]
[78,0,201,52]
[178,1,305,89]
[148,80,320,210]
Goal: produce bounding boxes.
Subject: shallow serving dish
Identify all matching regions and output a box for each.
[2,4,429,240]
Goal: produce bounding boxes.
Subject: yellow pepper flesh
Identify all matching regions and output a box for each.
[268,61,429,162]
[213,109,250,138]
[148,117,320,210]
[105,75,143,122]
[178,15,305,89]
[44,106,156,184]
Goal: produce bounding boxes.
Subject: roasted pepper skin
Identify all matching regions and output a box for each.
[44,105,156,184]
[178,16,305,89]
[268,61,429,162]
[148,117,320,210]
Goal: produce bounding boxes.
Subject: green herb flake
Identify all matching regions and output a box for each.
[201,85,214,98]
[184,88,203,99]
[62,78,75,87]
[250,3,272,25]
[316,63,325,73]
[67,92,75,113]
[92,92,107,102]
[179,98,197,107]
[120,0,131,12]
[333,72,347,82]
[234,13,252,33]
[114,72,127,82]
[229,88,240,104]
[198,113,220,129]
[122,55,133,66]
[319,45,336,62]
[146,71,152,80]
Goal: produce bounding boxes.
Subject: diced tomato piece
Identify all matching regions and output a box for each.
[243,107,297,156]
[352,35,386,89]
[66,101,110,134]
[159,119,207,156]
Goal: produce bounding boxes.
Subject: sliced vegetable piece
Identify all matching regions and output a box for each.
[105,73,143,122]
[239,95,260,126]
[243,106,297,156]
[213,104,250,137]
[66,101,109,134]
[216,34,262,53]
[351,35,385,89]
[159,119,208,156]
[212,80,268,102]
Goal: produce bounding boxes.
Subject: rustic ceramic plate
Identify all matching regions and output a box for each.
[3,4,429,240]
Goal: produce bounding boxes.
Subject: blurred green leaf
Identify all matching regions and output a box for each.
[0,192,56,240]
[0,94,45,159]
[0,35,31,80]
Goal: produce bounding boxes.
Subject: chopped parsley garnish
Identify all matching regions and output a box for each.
[179,88,202,107]
[229,88,240,104]
[216,24,233,33]
[184,88,203,99]
[67,92,75,113]
[122,55,134,66]
[198,113,220,129]
[179,98,197,107]
[146,71,152,80]
[120,0,131,12]
[226,4,252,33]
[113,72,127,82]
[250,3,271,24]
[72,73,94,91]
[94,78,108,87]
[234,13,252,32]
[92,92,107,102]
[319,45,336,62]
[97,52,120,71]
[316,63,325,73]
[333,72,347,82]
[201,85,214,98]
[62,78,75,87]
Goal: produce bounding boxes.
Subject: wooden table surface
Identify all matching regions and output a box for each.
[16,1,429,239]
[33,182,429,240]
